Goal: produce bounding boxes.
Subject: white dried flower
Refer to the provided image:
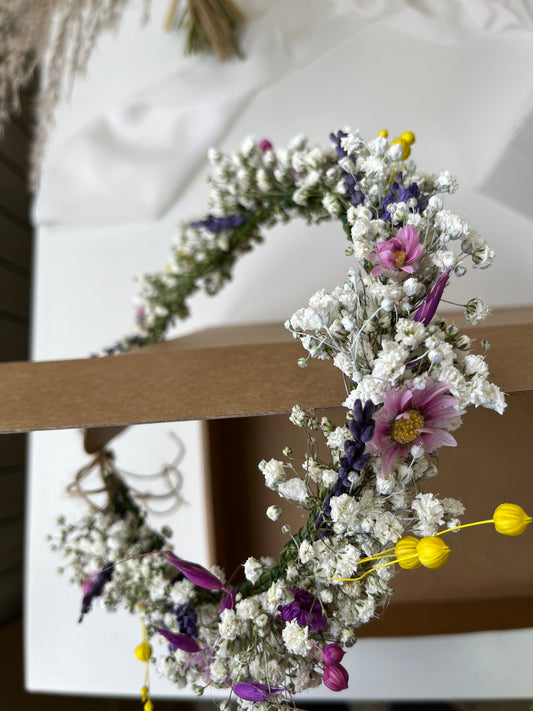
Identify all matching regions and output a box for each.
[266,505,282,521]
[260,458,286,489]
[282,619,312,655]
[465,297,491,325]
[373,512,404,545]
[412,493,445,536]
[244,557,263,584]
[219,609,241,640]
[278,478,308,504]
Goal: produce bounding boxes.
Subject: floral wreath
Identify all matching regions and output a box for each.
[50,128,532,710]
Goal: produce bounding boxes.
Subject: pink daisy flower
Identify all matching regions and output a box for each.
[370,225,424,277]
[368,380,464,475]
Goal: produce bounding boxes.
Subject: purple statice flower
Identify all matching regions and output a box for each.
[339,399,375,487]
[329,130,364,207]
[319,475,349,524]
[323,662,349,691]
[164,551,225,591]
[338,439,369,487]
[368,379,464,475]
[79,563,113,621]
[329,130,349,160]
[318,399,375,526]
[176,604,198,637]
[279,587,327,632]
[233,681,288,702]
[351,399,376,443]
[381,175,427,221]
[191,213,248,233]
[414,269,451,326]
[370,225,424,277]
[154,626,200,653]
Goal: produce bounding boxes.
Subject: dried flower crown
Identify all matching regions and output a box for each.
[50,128,531,710]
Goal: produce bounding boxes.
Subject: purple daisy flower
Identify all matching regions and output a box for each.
[370,225,424,277]
[368,379,464,475]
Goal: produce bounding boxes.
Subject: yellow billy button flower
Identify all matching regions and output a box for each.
[493,503,532,536]
[401,130,416,145]
[392,137,410,160]
[135,640,152,662]
[416,536,450,570]
[378,129,389,138]
[394,536,421,570]
[331,503,531,585]
[136,616,154,710]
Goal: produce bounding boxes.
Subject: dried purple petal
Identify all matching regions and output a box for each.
[220,587,236,612]
[414,269,451,326]
[79,563,113,622]
[164,551,224,591]
[154,626,200,653]
[233,681,287,702]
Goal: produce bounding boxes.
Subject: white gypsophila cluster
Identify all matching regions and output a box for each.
[49,506,174,617]
[55,129,512,711]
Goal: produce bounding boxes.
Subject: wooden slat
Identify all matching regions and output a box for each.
[0,318,29,361]
[0,264,30,320]
[0,112,30,171]
[0,434,26,469]
[0,211,33,270]
[0,149,27,183]
[0,470,25,520]
[0,201,32,232]
[0,321,532,435]
[0,520,23,571]
[359,596,533,637]
[0,73,33,632]
[0,564,22,623]
[0,174,31,223]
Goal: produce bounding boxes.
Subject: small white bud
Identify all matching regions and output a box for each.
[403,278,422,297]
[266,505,282,521]
[411,444,424,459]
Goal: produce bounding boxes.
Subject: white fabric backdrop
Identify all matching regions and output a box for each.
[27,0,533,699]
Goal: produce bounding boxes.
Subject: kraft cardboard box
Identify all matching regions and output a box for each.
[2,308,533,636]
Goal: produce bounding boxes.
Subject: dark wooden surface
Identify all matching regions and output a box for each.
[0,79,34,625]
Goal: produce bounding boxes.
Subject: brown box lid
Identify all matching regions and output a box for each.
[0,310,532,438]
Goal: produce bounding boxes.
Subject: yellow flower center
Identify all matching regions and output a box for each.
[393,250,406,267]
[390,408,424,445]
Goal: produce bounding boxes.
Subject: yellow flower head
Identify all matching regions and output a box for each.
[395,536,421,569]
[135,640,152,663]
[493,503,532,536]
[392,138,410,160]
[401,131,416,145]
[416,536,450,569]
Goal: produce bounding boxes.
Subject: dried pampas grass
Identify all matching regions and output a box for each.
[0,0,243,188]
